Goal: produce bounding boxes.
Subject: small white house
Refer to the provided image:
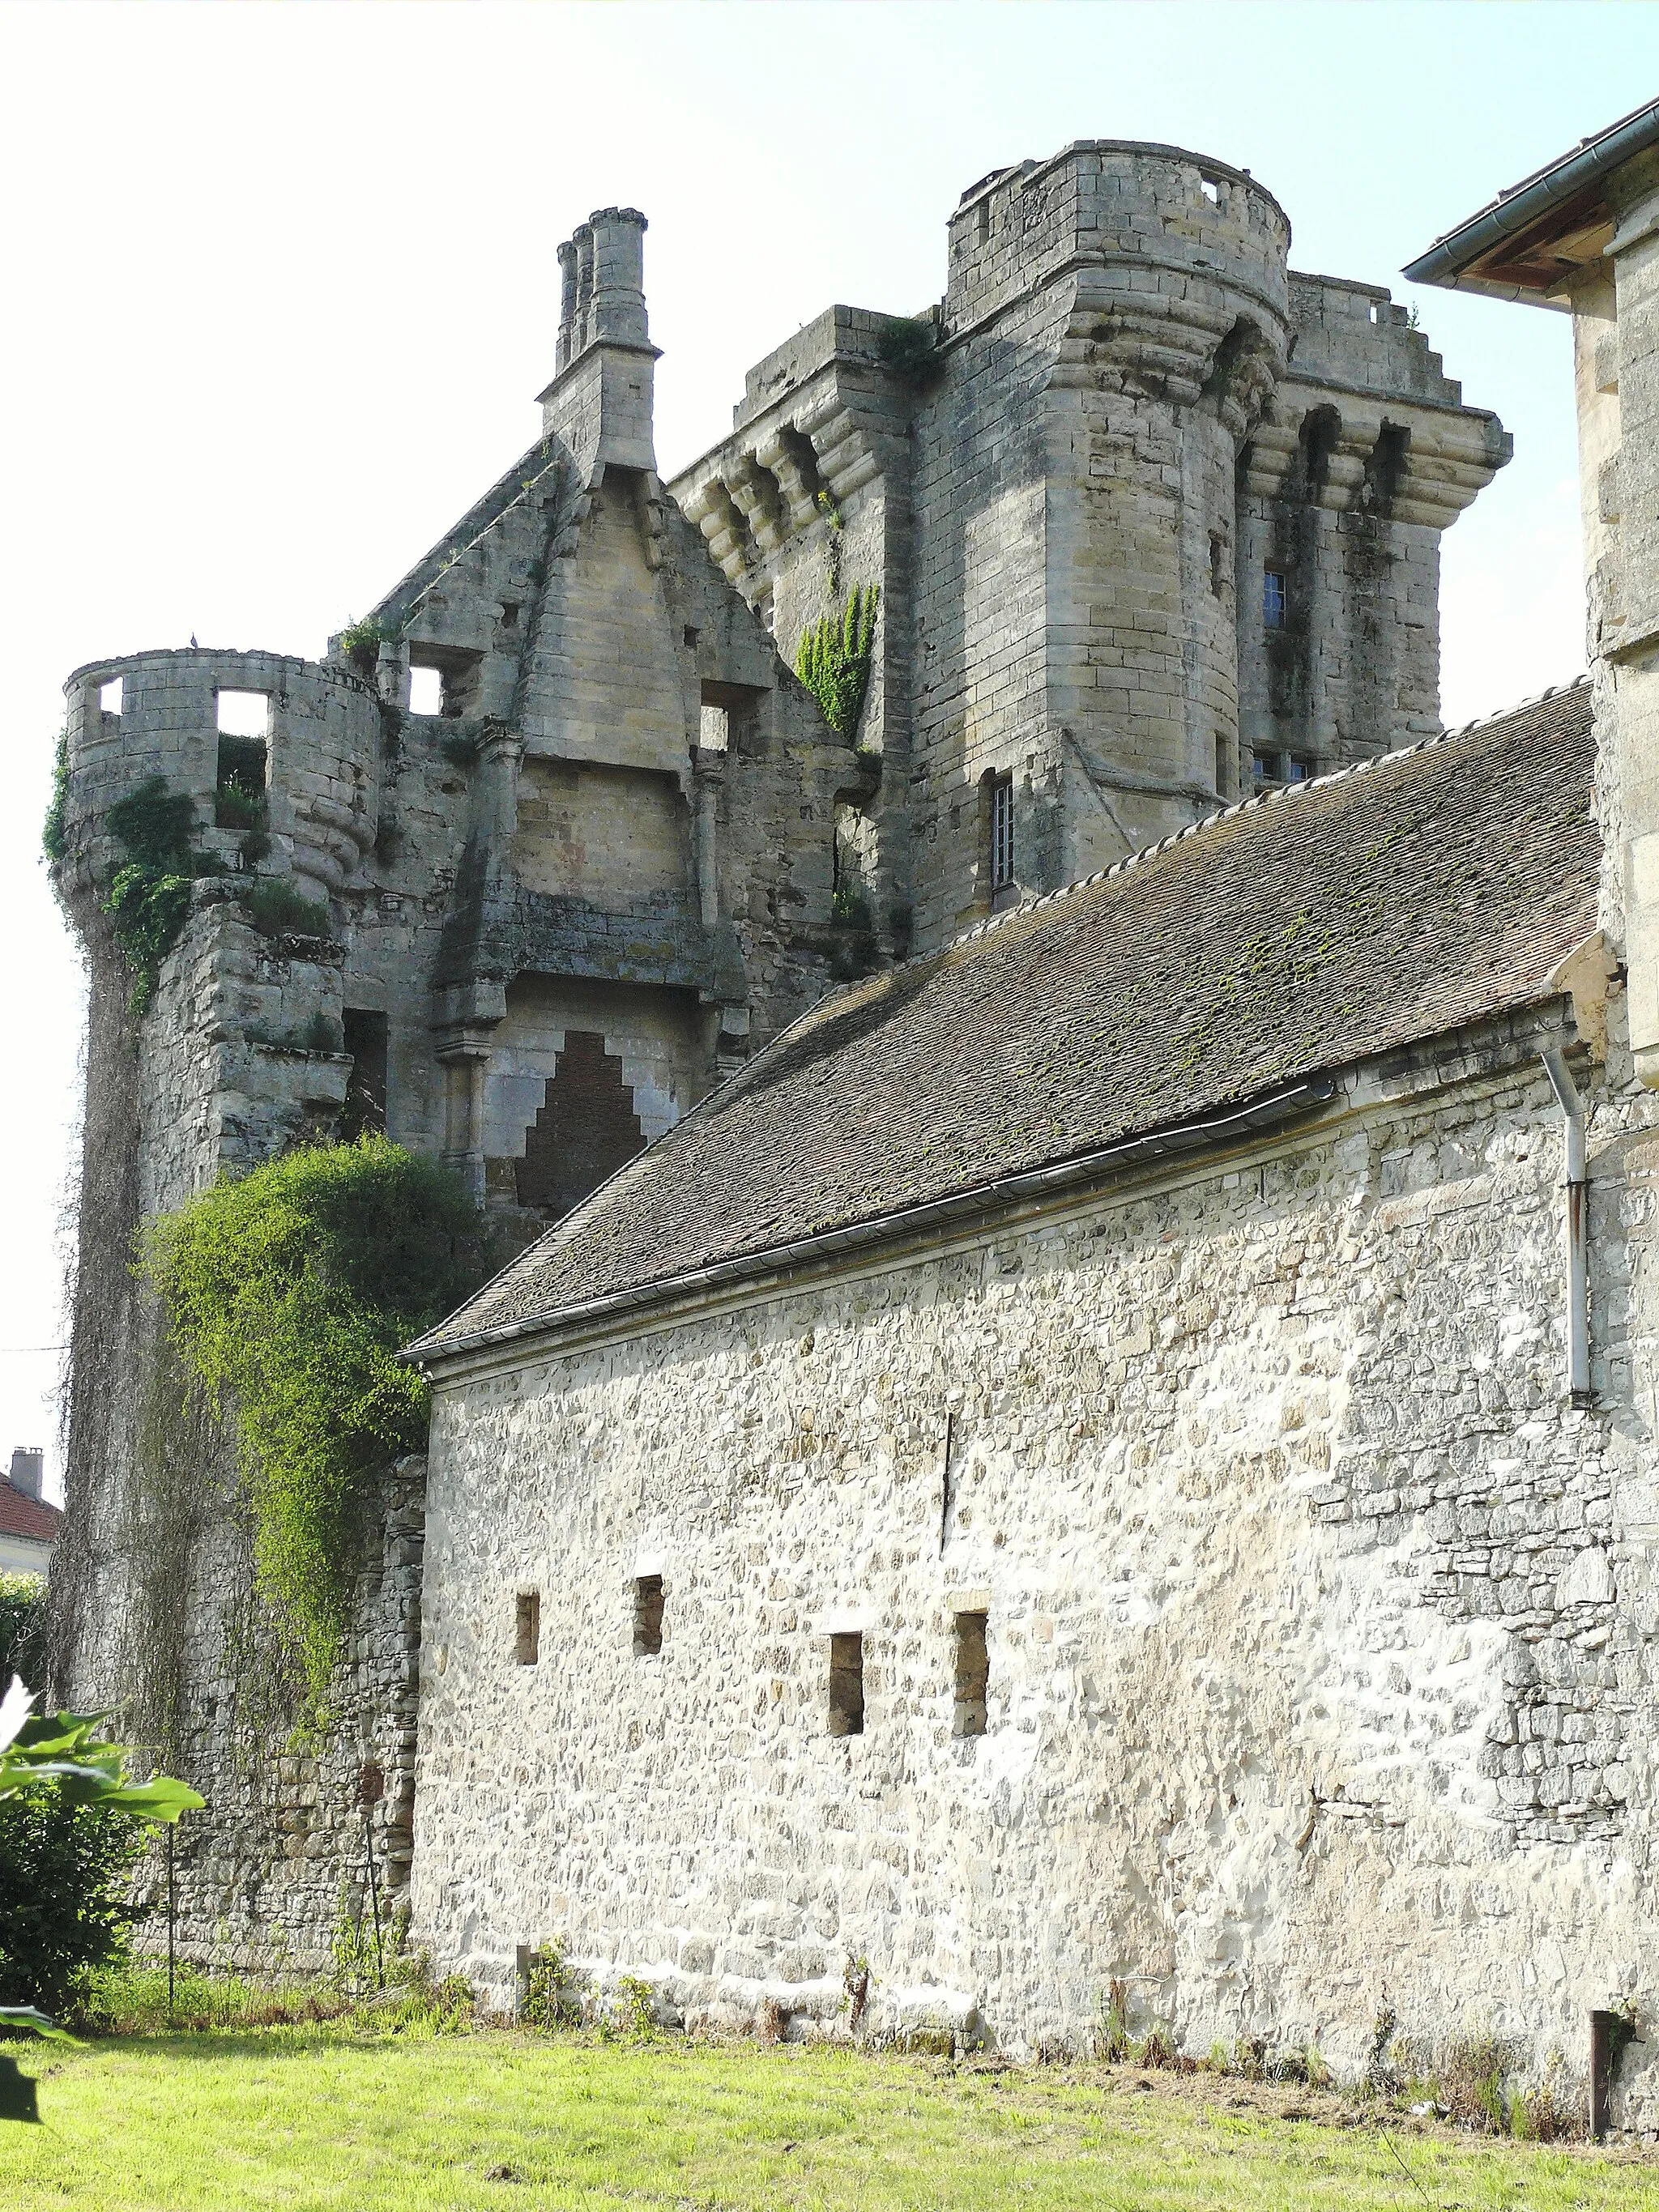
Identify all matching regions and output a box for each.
[0,1449,60,1579]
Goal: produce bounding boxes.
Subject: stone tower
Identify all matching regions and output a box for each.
[49,145,1507,1964]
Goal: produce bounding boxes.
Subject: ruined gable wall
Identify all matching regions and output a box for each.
[414,1004,1659,2119]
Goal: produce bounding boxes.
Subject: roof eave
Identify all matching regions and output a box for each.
[1404,99,1659,303]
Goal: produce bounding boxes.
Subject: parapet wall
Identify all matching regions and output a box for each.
[63,649,381,911]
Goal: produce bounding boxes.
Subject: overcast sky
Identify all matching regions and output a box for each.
[0,2,1641,1498]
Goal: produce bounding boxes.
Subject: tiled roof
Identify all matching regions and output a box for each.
[0,1482,62,1544]
[415,680,1597,1357]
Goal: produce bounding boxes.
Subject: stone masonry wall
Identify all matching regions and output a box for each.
[413,1000,1659,2123]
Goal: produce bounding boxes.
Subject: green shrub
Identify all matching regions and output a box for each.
[337,617,387,673]
[521,1937,585,2031]
[243,876,331,941]
[213,786,267,836]
[0,1575,47,1693]
[874,313,941,388]
[140,1137,487,1719]
[99,775,198,1016]
[41,735,69,865]
[795,585,880,740]
[0,1784,148,2016]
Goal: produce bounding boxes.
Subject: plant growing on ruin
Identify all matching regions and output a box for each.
[874,313,942,390]
[41,734,70,865]
[140,1136,487,1722]
[99,775,198,1016]
[795,584,880,741]
[616,1975,657,2040]
[242,876,331,941]
[521,1938,585,2031]
[337,616,390,675]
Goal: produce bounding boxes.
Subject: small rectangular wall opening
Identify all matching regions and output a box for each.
[1262,570,1286,631]
[953,1611,988,1737]
[408,645,484,717]
[216,688,270,737]
[514,1590,541,1665]
[633,1574,663,1656]
[989,771,1014,893]
[828,1631,864,1737]
[99,677,123,716]
[408,665,443,716]
[342,1008,389,1140]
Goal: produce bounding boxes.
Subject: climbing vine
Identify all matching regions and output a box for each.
[41,735,69,865]
[100,776,197,1016]
[139,1137,488,1723]
[795,584,881,741]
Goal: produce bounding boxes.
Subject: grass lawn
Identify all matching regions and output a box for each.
[2,2030,1654,2211]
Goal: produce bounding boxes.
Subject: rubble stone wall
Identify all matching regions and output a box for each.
[413,999,1659,2124]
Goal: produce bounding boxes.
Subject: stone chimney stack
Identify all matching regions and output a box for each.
[542,207,659,481]
[8,1447,43,1502]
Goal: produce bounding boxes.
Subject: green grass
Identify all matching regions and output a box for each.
[5,2029,1653,2211]
[6,2026,1654,2212]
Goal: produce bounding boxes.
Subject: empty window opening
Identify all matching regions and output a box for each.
[342,1008,389,1140]
[829,1631,864,1737]
[699,702,729,751]
[500,602,520,630]
[1209,531,1226,598]
[99,677,123,716]
[633,1575,664,1656]
[217,688,270,738]
[215,734,268,833]
[408,665,444,716]
[975,198,991,246]
[515,1030,646,1217]
[409,645,484,718]
[1215,731,1232,801]
[514,1590,541,1665]
[990,772,1015,893]
[1285,755,1314,785]
[1262,570,1286,630]
[684,626,701,650]
[1200,177,1219,207]
[1252,750,1276,786]
[953,1611,988,1737]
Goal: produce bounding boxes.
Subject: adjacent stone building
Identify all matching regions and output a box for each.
[53,129,1584,2077]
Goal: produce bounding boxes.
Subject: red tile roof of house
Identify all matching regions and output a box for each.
[0,1482,62,1543]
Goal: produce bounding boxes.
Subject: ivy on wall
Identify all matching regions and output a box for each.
[99,777,198,1017]
[795,584,881,742]
[140,1137,487,1723]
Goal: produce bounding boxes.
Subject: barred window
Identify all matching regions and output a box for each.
[990,773,1014,893]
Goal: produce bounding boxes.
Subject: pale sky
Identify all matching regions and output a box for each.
[0,1,1638,1497]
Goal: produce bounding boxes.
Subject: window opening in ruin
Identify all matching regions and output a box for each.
[699,702,729,751]
[1215,732,1232,801]
[1201,177,1219,207]
[217,688,270,738]
[408,665,444,716]
[515,1030,647,1217]
[829,1631,864,1737]
[990,773,1014,893]
[408,646,484,718]
[515,1590,541,1665]
[215,733,268,836]
[99,677,123,716]
[633,1575,664,1656]
[500,602,520,630]
[684,626,700,650]
[1262,571,1286,630]
[953,1611,989,1737]
[975,198,991,246]
[1286,756,1314,784]
[1209,532,1226,598]
[1252,751,1277,786]
[341,1009,389,1140]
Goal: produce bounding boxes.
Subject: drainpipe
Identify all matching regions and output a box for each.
[1540,1049,1592,1405]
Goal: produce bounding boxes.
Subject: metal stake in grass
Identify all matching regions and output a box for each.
[166,1825,177,2026]
[359,1763,385,1989]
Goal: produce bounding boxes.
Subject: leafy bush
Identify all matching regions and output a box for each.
[795,585,880,741]
[41,734,69,865]
[99,775,198,1016]
[0,1575,46,1693]
[242,876,331,941]
[874,313,941,389]
[337,617,388,674]
[214,786,267,836]
[141,1137,487,1716]
[522,1937,585,2031]
[0,1783,149,2015]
